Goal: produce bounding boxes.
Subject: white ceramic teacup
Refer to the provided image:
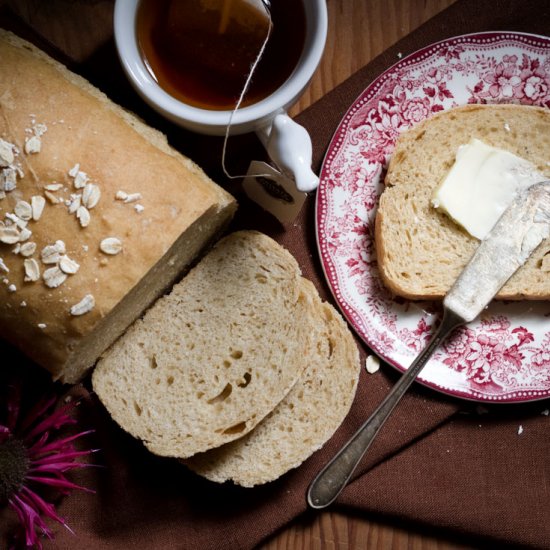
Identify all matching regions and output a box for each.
[114,0,327,192]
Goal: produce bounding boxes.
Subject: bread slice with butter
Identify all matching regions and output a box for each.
[376,104,550,300]
[0,30,236,382]
[92,231,317,459]
[184,279,360,487]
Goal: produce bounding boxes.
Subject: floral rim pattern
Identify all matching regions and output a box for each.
[316,32,550,403]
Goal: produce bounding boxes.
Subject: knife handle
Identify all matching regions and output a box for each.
[307,308,463,510]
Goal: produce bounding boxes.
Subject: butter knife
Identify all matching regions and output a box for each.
[308,180,550,509]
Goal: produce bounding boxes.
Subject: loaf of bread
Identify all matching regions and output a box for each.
[184,279,360,487]
[92,231,316,458]
[0,31,236,382]
[376,104,550,300]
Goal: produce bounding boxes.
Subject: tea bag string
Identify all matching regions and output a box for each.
[221,3,274,180]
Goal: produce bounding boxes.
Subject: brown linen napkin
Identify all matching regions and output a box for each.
[294,0,550,548]
[1,0,550,548]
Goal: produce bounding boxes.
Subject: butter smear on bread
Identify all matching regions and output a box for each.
[432,138,544,240]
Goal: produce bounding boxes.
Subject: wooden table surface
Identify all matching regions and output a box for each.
[1,1,477,548]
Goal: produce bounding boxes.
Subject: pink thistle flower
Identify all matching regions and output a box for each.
[0,382,96,549]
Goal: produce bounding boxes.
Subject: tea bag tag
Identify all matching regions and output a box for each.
[243,161,308,223]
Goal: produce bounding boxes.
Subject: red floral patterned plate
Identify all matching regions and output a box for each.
[316,32,550,403]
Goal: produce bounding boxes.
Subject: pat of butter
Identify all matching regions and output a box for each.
[432,138,544,240]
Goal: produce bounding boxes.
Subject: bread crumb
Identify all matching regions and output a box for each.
[8,283,16,292]
[0,258,8,273]
[504,122,511,132]
[518,425,524,435]
[38,323,46,329]
[134,204,145,213]
[397,52,403,59]
[365,355,380,374]
[20,301,26,307]
[541,409,549,416]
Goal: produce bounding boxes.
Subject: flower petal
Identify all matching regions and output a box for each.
[26,475,95,494]
[33,429,95,457]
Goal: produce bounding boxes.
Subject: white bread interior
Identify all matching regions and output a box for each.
[184,278,360,487]
[92,231,315,458]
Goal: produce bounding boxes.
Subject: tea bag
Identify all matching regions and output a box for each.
[168,0,313,223]
[243,161,308,224]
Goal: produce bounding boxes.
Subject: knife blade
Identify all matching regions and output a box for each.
[307,180,550,509]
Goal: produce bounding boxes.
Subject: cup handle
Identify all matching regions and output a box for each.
[255,113,319,193]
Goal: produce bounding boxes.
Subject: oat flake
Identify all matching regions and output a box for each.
[23,258,40,282]
[100,237,123,255]
[59,255,80,275]
[24,135,41,155]
[43,266,67,288]
[31,195,46,221]
[70,294,95,316]
[76,206,91,227]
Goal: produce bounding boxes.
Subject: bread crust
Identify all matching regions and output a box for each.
[0,31,236,381]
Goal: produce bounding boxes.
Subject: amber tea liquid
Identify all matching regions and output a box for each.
[137,0,307,111]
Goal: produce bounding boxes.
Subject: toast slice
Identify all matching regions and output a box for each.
[376,104,550,300]
[184,279,360,487]
[92,231,313,458]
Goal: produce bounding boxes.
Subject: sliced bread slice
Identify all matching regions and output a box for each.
[377,104,550,300]
[92,230,313,458]
[184,279,360,487]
